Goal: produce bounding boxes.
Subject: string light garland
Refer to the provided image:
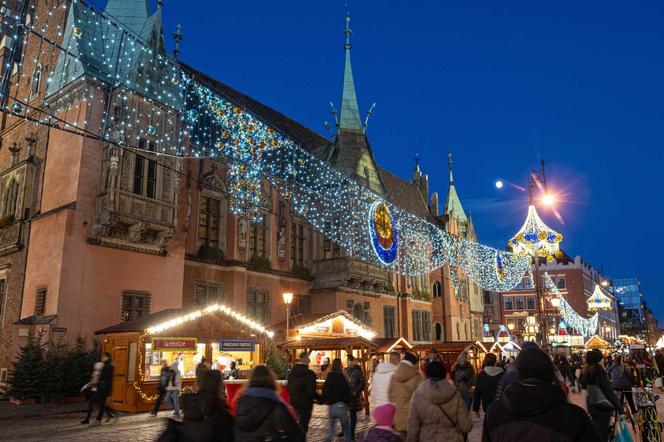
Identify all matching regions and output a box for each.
[0,1,532,289]
[543,272,598,336]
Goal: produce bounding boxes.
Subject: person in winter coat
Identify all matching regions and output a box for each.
[81,356,114,424]
[580,349,624,442]
[452,351,476,409]
[234,365,304,442]
[151,360,171,415]
[157,369,235,442]
[345,354,366,440]
[370,351,400,413]
[287,352,318,434]
[483,348,600,442]
[322,358,352,442]
[360,403,403,442]
[165,360,183,417]
[388,352,422,435]
[607,355,636,414]
[196,356,209,388]
[472,353,503,415]
[407,361,472,442]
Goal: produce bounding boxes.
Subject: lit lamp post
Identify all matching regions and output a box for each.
[283,291,294,341]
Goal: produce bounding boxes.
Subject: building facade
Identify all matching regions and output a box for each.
[611,277,645,337]
[0,0,485,380]
[499,253,619,344]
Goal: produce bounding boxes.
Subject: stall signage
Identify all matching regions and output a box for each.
[152,337,198,351]
[52,327,67,333]
[220,338,256,352]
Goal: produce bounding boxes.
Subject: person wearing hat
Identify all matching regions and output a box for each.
[407,361,472,441]
[483,348,600,442]
[580,349,624,441]
[363,403,403,442]
[389,352,422,435]
[344,354,366,440]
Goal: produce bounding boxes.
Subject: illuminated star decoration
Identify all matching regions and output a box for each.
[586,284,613,312]
[509,205,563,263]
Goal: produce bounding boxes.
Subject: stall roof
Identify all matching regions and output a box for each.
[412,341,477,353]
[585,335,612,349]
[281,336,377,351]
[374,337,413,353]
[96,309,184,334]
[296,310,377,340]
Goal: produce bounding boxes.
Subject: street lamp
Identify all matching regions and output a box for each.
[550,297,561,308]
[283,291,294,341]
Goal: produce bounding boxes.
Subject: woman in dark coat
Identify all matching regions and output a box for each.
[234,365,304,442]
[580,350,624,442]
[472,353,503,415]
[322,358,352,442]
[344,355,366,440]
[157,369,234,442]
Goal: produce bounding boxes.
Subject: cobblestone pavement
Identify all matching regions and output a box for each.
[2,390,659,441]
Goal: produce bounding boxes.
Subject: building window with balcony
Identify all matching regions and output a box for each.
[515,297,524,310]
[504,297,514,311]
[195,282,222,306]
[527,297,536,310]
[290,222,305,267]
[133,153,157,199]
[198,197,221,248]
[246,288,270,323]
[121,292,150,321]
[383,306,395,338]
[249,218,268,257]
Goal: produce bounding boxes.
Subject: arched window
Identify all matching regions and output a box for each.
[31,64,41,97]
[353,302,364,323]
[432,281,442,298]
[435,323,442,341]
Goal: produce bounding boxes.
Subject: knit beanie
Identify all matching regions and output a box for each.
[586,349,603,364]
[373,403,396,427]
[516,348,555,382]
[425,360,446,380]
[403,352,418,365]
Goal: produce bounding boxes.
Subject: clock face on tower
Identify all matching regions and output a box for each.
[368,201,398,265]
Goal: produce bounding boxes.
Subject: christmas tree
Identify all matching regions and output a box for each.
[42,338,68,400]
[63,337,96,396]
[9,331,45,400]
[265,345,288,379]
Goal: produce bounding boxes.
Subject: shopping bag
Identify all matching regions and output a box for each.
[614,415,635,442]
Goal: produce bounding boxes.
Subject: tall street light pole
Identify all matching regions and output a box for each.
[283,291,293,342]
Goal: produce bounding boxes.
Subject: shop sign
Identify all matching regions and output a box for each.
[52,327,67,333]
[152,337,198,351]
[220,338,256,352]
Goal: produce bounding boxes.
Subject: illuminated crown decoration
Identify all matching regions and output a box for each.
[509,205,563,262]
[587,284,613,312]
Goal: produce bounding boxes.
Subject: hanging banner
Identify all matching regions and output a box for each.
[220,338,256,352]
[151,337,198,352]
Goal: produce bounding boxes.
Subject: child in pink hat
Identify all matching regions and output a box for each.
[360,403,402,441]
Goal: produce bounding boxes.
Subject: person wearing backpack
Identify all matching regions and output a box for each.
[580,350,624,442]
[607,355,636,413]
[151,360,171,416]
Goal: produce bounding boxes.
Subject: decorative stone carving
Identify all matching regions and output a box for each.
[238,218,247,250]
[277,227,286,260]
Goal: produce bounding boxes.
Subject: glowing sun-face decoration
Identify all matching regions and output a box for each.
[368,201,398,265]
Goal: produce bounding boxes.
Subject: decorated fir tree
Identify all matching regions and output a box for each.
[9,331,45,400]
[63,337,95,396]
[265,345,288,379]
[41,338,69,400]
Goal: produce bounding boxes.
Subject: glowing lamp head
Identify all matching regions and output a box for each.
[282,291,294,305]
[495,180,504,189]
[541,194,555,206]
[507,323,514,331]
[550,297,561,308]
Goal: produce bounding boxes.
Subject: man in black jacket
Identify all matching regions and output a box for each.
[287,352,318,433]
[483,348,600,442]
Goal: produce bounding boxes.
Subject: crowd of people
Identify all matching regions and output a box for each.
[74,345,659,441]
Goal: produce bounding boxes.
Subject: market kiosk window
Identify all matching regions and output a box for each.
[210,338,259,378]
[144,337,205,380]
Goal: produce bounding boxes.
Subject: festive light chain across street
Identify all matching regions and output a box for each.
[0,1,531,289]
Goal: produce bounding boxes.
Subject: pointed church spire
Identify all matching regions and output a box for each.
[339,12,363,131]
[444,150,467,222]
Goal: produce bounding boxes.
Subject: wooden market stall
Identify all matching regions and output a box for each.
[412,341,487,372]
[96,304,274,413]
[584,335,612,351]
[374,337,413,357]
[280,310,378,415]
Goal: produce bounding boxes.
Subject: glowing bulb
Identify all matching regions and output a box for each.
[495,180,504,189]
[541,194,555,206]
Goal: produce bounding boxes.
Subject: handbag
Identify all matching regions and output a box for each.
[586,384,614,411]
[614,414,635,442]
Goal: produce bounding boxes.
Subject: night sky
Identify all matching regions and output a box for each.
[147,2,663,315]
